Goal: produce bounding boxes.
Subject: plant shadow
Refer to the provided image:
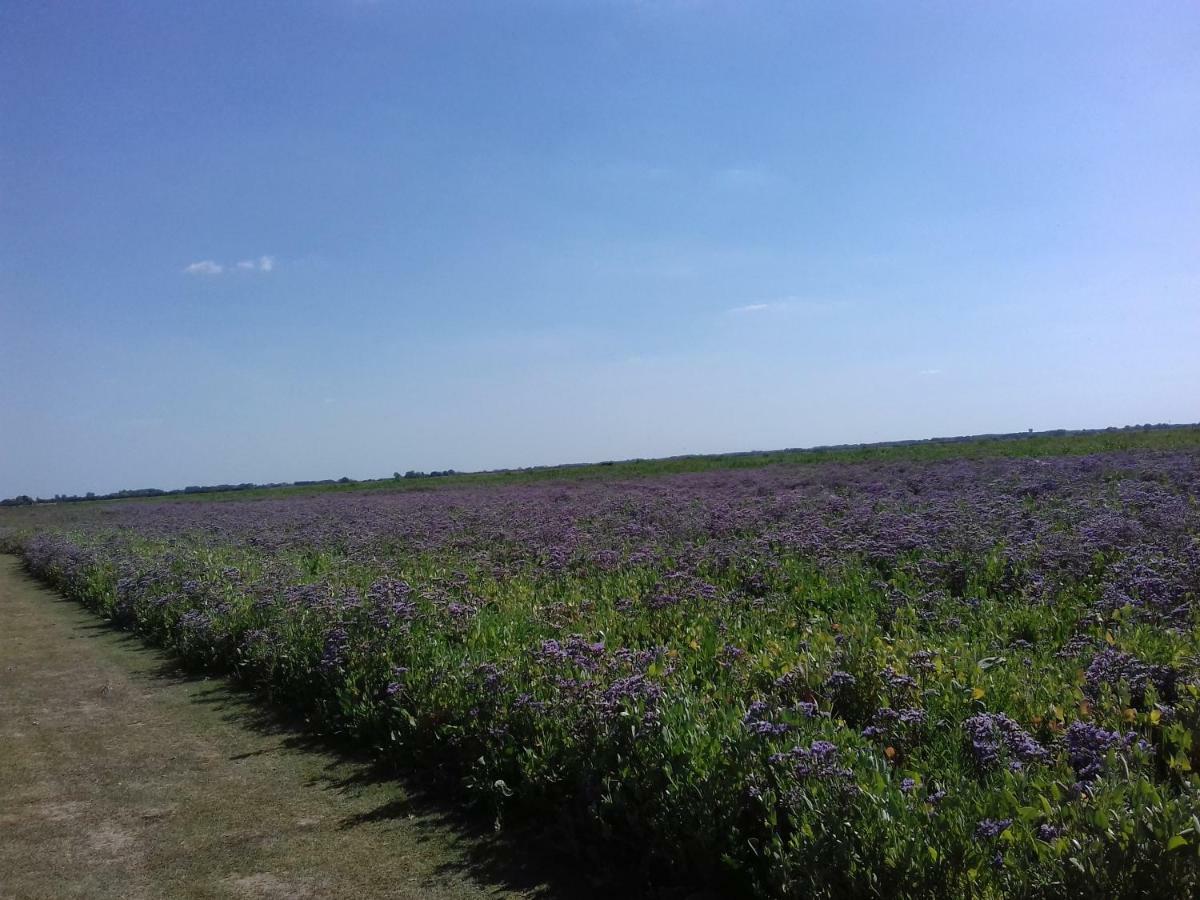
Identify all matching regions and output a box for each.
[69,608,674,900]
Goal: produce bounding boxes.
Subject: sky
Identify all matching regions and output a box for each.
[2,1,1198,497]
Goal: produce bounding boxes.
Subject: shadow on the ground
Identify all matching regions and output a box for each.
[65,602,678,900]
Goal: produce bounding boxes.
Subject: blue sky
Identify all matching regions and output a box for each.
[2,1,1198,497]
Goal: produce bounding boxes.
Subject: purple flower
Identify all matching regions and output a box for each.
[825,670,857,690]
[743,700,789,737]
[773,740,854,781]
[1084,649,1176,706]
[964,713,1047,771]
[537,635,607,672]
[471,662,505,693]
[908,651,936,673]
[319,624,350,672]
[1063,721,1143,782]
[975,818,1012,840]
[445,601,477,621]
[366,578,417,628]
[880,666,918,692]
[719,643,746,668]
[600,673,664,727]
[862,706,926,743]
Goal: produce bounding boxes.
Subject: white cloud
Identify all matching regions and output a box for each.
[235,255,275,272]
[714,165,777,188]
[187,255,275,276]
[919,368,943,376]
[184,260,223,276]
[727,297,841,315]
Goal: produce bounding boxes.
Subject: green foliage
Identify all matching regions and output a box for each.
[4,431,1199,897]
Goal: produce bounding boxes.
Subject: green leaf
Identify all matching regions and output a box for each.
[1167,835,1189,852]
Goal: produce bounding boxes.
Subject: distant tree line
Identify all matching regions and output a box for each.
[1,468,462,506]
[1,422,1191,507]
[2,481,320,506]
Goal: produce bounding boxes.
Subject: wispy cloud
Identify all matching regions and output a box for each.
[184,260,223,276]
[236,255,275,272]
[185,255,275,276]
[727,296,843,315]
[728,302,780,314]
[714,165,777,188]
[919,368,943,377]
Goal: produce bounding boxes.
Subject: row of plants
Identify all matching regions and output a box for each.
[3,449,1199,896]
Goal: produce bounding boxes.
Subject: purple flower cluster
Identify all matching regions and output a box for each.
[523,637,669,731]
[880,666,918,693]
[975,818,1012,840]
[320,624,350,672]
[366,577,417,629]
[538,636,607,671]
[177,609,213,640]
[907,650,937,673]
[1037,823,1065,841]
[1063,721,1147,783]
[770,740,854,782]
[719,643,746,668]
[743,700,790,737]
[384,666,408,698]
[599,673,665,726]
[1084,649,1177,706]
[861,706,926,742]
[964,713,1047,772]
[825,670,857,691]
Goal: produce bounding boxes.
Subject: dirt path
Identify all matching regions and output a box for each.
[0,555,557,900]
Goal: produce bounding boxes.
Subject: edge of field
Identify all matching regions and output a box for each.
[0,554,613,900]
[3,424,1197,516]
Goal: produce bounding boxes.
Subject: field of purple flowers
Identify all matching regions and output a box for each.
[3,446,1199,897]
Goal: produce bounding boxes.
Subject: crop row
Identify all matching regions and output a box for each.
[3,451,1199,897]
